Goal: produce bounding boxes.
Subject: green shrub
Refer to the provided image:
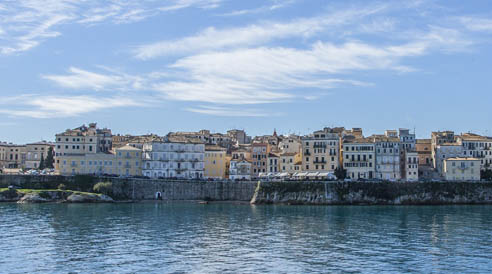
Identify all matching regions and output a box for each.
[93,182,113,195]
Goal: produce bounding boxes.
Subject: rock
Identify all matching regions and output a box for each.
[0,189,22,202]
[66,193,113,203]
[17,193,50,203]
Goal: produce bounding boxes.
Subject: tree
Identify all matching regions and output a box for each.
[93,182,113,195]
[334,166,347,180]
[481,169,492,181]
[38,156,45,170]
[45,147,55,169]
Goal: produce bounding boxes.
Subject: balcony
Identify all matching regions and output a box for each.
[313,160,327,164]
[125,164,131,168]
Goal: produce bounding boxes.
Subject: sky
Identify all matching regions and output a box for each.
[1,0,492,143]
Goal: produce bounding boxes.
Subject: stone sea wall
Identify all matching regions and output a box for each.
[250,181,492,205]
[3,175,492,204]
[0,175,257,201]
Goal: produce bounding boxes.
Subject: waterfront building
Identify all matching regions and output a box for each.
[443,157,481,181]
[342,138,376,180]
[251,143,270,177]
[0,142,26,169]
[405,151,419,181]
[279,152,301,174]
[416,139,433,178]
[142,137,205,179]
[431,131,456,169]
[229,159,252,180]
[372,134,401,180]
[301,128,340,173]
[25,141,54,169]
[55,123,112,157]
[204,145,227,179]
[267,153,280,173]
[457,133,492,170]
[435,143,464,176]
[57,145,142,176]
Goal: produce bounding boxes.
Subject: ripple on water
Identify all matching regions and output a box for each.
[1,204,492,273]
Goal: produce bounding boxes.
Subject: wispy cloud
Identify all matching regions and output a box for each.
[41,67,145,91]
[159,0,224,12]
[184,106,276,117]
[220,0,296,17]
[459,16,492,32]
[133,6,387,59]
[0,0,226,55]
[0,95,144,119]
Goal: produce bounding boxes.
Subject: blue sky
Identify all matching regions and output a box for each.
[1,0,492,143]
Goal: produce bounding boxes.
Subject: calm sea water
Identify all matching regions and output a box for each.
[1,203,492,274]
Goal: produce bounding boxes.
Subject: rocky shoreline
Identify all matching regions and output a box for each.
[0,189,113,204]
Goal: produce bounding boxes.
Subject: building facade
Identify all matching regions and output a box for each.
[229,159,252,180]
[57,145,142,177]
[251,143,269,177]
[373,135,401,180]
[443,158,481,181]
[204,145,227,179]
[342,138,376,180]
[457,133,492,170]
[0,143,26,169]
[25,141,54,169]
[142,138,205,179]
[405,151,419,181]
[302,128,340,173]
[435,144,464,176]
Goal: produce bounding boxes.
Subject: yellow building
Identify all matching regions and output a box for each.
[204,145,227,179]
[57,145,142,177]
[0,143,26,169]
[443,157,480,181]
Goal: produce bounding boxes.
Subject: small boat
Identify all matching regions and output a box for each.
[198,201,209,204]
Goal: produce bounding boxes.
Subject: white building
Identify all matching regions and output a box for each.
[229,159,252,180]
[435,143,464,176]
[373,135,401,181]
[142,137,205,179]
[342,138,376,180]
[405,151,419,181]
[457,133,492,170]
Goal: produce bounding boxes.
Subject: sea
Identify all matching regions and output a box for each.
[1,203,491,273]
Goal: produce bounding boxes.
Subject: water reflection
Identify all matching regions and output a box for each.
[1,204,492,273]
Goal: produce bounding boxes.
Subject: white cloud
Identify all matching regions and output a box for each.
[0,95,143,119]
[159,0,224,11]
[133,6,387,59]
[0,0,226,55]
[41,67,145,91]
[459,16,492,32]
[220,0,296,17]
[184,106,274,117]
